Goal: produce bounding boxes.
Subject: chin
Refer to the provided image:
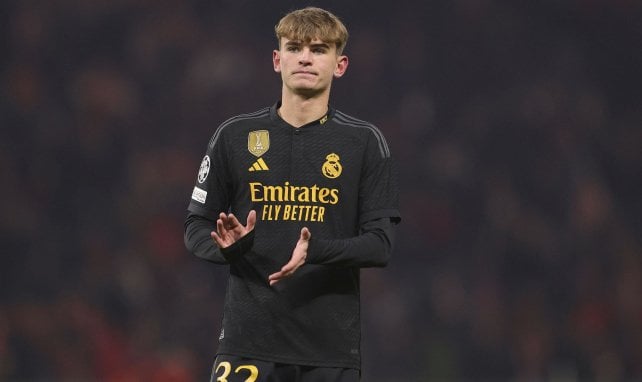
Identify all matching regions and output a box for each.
[293,87,324,98]
[292,82,329,94]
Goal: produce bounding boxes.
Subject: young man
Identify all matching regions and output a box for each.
[184,7,400,381]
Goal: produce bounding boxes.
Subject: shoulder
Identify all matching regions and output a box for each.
[208,107,271,148]
[332,110,391,159]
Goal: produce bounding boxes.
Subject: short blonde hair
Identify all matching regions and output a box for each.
[275,7,349,55]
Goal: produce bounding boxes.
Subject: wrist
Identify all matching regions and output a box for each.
[220,230,255,263]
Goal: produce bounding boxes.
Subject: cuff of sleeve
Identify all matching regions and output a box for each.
[220,230,255,263]
[306,237,325,264]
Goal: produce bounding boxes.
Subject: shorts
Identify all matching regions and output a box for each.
[210,354,360,382]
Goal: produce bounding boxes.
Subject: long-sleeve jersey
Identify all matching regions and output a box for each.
[184,102,400,369]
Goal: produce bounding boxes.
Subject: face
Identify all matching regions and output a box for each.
[273,37,348,98]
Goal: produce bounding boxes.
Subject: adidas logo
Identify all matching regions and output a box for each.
[249,158,269,171]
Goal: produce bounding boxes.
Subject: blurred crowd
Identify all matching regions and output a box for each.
[2,0,641,381]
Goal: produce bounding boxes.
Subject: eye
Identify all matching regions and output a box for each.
[286,45,300,52]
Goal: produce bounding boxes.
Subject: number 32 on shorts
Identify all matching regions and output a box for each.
[215,361,259,382]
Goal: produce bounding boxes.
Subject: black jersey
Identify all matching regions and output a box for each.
[187,102,400,369]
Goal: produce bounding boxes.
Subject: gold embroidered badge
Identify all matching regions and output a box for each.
[322,153,342,179]
[248,130,270,157]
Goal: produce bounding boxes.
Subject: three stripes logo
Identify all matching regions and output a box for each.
[249,157,269,172]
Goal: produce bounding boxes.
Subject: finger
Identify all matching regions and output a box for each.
[226,213,242,231]
[268,270,289,285]
[220,212,237,227]
[280,259,297,275]
[268,266,291,284]
[268,259,297,284]
[217,218,228,238]
[269,266,291,281]
[219,213,234,229]
[211,231,225,248]
[300,227,311,241]
[268,271,282,285]
[268,270,282,285]
[246,210,257,231]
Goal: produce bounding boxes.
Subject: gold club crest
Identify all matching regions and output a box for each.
[248,130,269,157]
[322,153,342,179]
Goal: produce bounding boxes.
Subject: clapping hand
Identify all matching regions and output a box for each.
[211,210,256,248]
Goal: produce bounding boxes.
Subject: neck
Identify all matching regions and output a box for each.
[278,90,330,128]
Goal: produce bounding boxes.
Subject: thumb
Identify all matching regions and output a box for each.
[246,210,257,231]
[300,227,311,241]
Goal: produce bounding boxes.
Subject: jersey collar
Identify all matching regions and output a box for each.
[270,101,335,129]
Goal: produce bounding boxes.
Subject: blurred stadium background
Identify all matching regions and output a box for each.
[2,0,641,381]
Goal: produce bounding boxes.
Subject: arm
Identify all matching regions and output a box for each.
[269,124,400,285]
[184,212,227,264]
[307,217,396,267]
[310,126,401,268]
[268,217,397,285]
[185,122,253,263]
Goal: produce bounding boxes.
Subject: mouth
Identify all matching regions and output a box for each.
[293,71,317,76]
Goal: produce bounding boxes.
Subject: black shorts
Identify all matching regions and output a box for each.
[210,354,360,382]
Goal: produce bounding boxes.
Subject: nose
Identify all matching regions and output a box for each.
[298,48,312,64]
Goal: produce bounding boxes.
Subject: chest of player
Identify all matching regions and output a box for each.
[225,125,365,219]
[229,126,363,184]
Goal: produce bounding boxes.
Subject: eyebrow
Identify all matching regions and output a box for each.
[310,42,331,49]
[284,40,331,49]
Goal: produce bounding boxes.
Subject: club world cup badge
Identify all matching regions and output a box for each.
[322,153,342,179]
[248,130,270,157]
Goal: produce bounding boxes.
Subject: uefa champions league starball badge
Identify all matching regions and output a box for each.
[198,155,210,183]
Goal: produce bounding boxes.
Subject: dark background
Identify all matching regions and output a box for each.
[2,0,642,381]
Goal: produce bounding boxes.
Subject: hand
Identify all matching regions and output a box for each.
[268,227,311,286]
[211,210,256,248]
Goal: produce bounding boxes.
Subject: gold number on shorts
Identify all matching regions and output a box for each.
[215,361,232,382]
[215,361,259,382]
[235,364,259,382]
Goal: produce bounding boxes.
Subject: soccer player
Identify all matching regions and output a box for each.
[184,7,400,381]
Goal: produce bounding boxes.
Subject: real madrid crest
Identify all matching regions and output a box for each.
[322,153,342,179]
[248,130,270,157]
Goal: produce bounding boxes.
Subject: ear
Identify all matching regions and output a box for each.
[273,50,281,73]
[334,55,349,78]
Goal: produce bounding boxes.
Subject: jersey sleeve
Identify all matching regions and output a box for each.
[306,217,395,267]
[184,126,234,264]
[187,127,232,218]
[358,127,401,224]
